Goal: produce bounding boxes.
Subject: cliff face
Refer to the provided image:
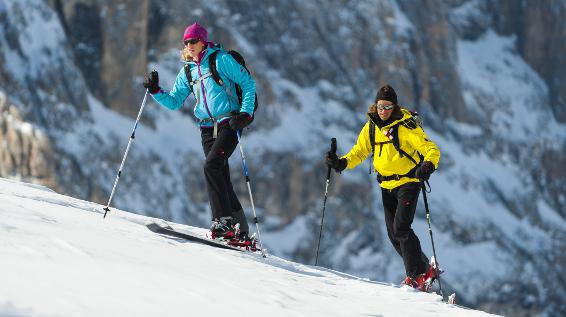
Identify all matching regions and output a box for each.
[1,1,565,316]
[53,0,151,119]
[0,92,55,188]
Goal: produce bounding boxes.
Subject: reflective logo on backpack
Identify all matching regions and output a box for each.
[383,127,394,140]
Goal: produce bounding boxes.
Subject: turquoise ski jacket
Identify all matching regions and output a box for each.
[151,44,256,127]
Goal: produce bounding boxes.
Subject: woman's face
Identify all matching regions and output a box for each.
[184,38,205,60]
[376,100,394,121]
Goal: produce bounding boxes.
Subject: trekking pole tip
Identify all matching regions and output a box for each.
[103,207,110,219]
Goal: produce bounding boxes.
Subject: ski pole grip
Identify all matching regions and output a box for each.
[330,138,337,154]
[326,138,337,179]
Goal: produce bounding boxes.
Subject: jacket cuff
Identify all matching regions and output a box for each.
[149,87,162,95]
[337,158,347,173]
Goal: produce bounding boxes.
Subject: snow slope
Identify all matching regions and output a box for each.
[0,178,498,317]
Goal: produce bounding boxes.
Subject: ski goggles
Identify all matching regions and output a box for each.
[376,103,394,111]
[184,38,201,45]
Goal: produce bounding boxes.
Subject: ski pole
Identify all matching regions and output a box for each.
[103,89,149,219]
[421,182,444,297]
[236,130,266,258]
[315,138,336,266]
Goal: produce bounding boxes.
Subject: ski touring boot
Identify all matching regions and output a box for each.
[416,256,443,292]
[402,276,419,289]
[210,217,237,240]
[402,256,443,292]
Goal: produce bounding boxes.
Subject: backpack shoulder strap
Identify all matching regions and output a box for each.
[400,117,419,130]
[398,146,420,166]
[395,117,423,166]
[208,50,222,85]
[369,120,376,156]
[228,50,250,72]
[372,121,420,165]
[368,120,376,174]
[184,64,195,94]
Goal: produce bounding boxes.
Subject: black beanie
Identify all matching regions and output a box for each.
[375,84,398,104]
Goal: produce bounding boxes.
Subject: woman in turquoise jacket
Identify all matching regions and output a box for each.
[143,22,255,240]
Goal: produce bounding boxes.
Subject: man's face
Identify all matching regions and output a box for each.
[376,100,394,121]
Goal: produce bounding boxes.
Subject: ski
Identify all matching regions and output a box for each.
[146,222,257,253]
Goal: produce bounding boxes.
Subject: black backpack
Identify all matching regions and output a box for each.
[184,47,258,122]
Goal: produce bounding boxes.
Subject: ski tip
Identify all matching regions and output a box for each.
[146,222,162,232]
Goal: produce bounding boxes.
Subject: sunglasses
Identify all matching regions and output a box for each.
[184,38,200,45]
[376,104,394,111]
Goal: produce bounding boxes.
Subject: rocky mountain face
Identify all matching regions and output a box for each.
[1,0,565,316]
[0,92,55,187]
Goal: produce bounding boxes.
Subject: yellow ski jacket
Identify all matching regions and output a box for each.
[342,108,440,190]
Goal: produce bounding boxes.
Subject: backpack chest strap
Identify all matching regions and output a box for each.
[190,72,212,87]
[376,140,393,157]
[184,64,212,104]
[189,72,213,111]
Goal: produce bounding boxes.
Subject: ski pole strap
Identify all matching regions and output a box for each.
[200,112,237,138]
[423,179,431,192]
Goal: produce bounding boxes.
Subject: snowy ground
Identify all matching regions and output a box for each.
[0,178,499,317]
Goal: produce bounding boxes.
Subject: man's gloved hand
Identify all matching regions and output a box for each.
[326,151,347,173]
[143,70,160,94]
[415,161,435,181]
[229,112,252,130]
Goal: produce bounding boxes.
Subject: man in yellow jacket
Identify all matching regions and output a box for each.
[326,85,441,291]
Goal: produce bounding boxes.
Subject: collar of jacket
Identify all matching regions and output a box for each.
[367,105,407,129]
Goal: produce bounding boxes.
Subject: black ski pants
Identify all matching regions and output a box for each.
[201,125,248,232]
[382,181,429,278]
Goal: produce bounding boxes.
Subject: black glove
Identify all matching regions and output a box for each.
[415,161,435,181]
[143,70,160,94]
[326,151,347,173]
[229,112,252,130]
